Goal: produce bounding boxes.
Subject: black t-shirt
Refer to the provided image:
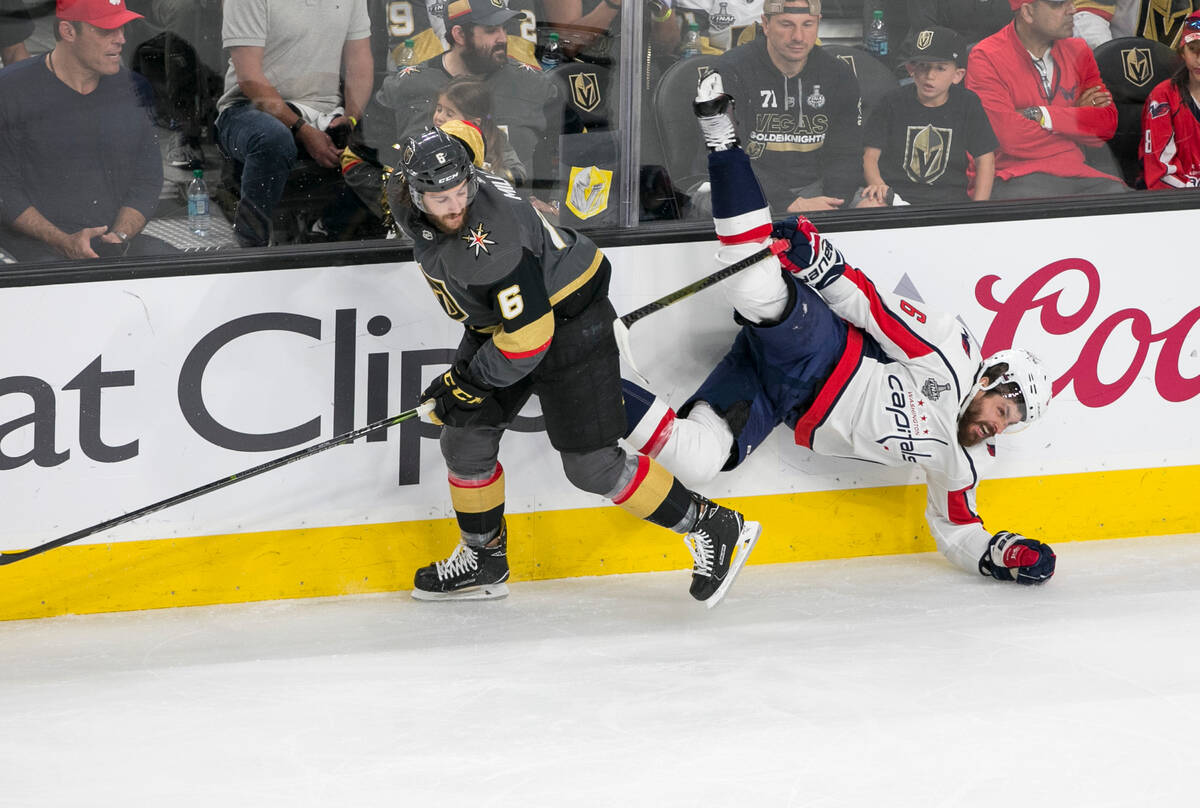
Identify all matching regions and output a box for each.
[862,83,996,204]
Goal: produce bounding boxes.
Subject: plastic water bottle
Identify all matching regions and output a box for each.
[187,169,210,237]
[394,38,415,70]
[865,9,888,58]
[681,22,702,58]
[540,32,562,72]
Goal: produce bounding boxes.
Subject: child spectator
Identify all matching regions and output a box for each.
[1141,11,1200,190]
[858,26,997,206]
[432,76,527,186]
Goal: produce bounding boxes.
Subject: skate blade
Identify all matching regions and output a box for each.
[705,521,762,610]
[411,582,510,602]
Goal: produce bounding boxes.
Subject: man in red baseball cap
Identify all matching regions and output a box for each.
[55,0,142,30]
[0,0,169,262]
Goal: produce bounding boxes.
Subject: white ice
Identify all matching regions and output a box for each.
[4,534,1198,807]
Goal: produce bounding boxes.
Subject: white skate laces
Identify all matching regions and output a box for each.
[685,528,716,577]
[694,72,738,151]
[436,542,480,581]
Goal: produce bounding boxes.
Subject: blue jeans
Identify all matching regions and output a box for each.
[215,103,298,247]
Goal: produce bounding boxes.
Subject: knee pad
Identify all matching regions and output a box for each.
[653,401,734,488]
[561,445,626,496]
[715,242,788,324]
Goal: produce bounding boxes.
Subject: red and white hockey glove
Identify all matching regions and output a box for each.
[979,531,1056,585]
[770,215,845,289]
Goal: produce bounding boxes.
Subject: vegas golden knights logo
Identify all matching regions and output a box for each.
[490,0,505,8]
[904,124,953,185]
[835,53,859,78]
[1139,0,1197,47]
[1121,47,1154,87]
[565,165,613,220]
[420,269,468,321]
[570,72,601,112]
[915,29,934,50]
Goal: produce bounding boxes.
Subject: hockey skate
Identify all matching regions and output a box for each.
[412,522,510,601]
[694,71,739,152]
[684,496,761,608]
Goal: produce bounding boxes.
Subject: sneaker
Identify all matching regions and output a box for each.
[693,71,739,152]
[412,522,510,601]
[684,495,761,608]
[166,131,204,168]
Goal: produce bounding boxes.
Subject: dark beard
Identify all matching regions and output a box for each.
[461,41,505,75]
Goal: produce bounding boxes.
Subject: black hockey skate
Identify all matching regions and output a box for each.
[694,71,739,151]
[412,521,510,601]
[684,495,761,608]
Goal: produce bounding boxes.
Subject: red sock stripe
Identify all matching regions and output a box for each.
[449,463,504,489]
[717,223,773,245]
[611,455,649,505]
[794,326,864,448]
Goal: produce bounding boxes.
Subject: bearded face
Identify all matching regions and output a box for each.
[459,23,508,74]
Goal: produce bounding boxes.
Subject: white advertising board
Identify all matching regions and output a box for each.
[1,209,1196,547]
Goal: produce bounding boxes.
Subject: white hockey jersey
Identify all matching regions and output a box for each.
[798,265,996,574]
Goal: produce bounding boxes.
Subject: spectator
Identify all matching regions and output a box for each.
[1,0,34,64]
[858,26,997,206]
[0,0,170,262]
[711,0,862,213]
[906,0,1012,46]
[1141,10,1200,188]
[215,0,373,247]
[371,0,558,187]
[1074,0,1200,49]
[433,76,526,184]
[149,0,225,168]
[967,0,1125,199]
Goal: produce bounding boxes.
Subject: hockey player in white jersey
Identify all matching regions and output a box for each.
[623,72,1057,585]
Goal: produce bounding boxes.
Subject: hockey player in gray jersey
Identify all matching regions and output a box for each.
[623,74,1057,586]
[388,126,761,604]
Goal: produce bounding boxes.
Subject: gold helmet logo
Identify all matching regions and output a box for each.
[916,29,934,50]
[903,124,953,185]
[570,72,602,112]
[1121,47,1154,87]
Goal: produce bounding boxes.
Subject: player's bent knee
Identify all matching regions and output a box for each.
[561,445,627,496]
[655,402,734,488]
[715,244,787,324]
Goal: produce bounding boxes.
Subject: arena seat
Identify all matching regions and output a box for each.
[1092,36,1180,187]
[651,54,724,199]
[818,44,900,122]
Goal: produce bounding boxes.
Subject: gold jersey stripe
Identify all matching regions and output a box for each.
[549,248,604,306]
[493,311,554,358]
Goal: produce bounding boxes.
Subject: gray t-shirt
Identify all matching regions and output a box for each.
[218,0,371,113]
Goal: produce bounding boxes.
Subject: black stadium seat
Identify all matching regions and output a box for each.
[552,62,615,132]
[818,44,900,123]
[1093,36,1180,187]
[651,54,724,197]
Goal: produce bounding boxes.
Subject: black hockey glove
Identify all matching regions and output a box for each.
[770,215,845,289]
[978,531,1056,585]
[421,361,501,428]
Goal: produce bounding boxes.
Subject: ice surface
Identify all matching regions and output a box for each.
[3,534,1198,807]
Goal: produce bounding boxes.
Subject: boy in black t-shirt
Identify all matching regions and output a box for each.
[857,26,997,207]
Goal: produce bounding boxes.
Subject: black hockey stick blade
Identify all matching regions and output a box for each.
[0,401,434,567]
[614,240,785,383]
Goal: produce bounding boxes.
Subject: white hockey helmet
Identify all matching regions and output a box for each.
[977,348,1052,425]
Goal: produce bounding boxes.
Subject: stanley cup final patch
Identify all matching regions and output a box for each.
[565,165,613,220]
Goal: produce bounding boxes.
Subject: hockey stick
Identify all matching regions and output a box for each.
[0,401,434,567]
[613,239,786,383]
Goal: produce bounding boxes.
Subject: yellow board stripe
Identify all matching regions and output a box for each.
[2,465,1197,621]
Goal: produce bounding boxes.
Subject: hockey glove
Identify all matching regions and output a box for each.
[770,215,846,289]
[978,531,1056,585]
[422,361,501,428]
